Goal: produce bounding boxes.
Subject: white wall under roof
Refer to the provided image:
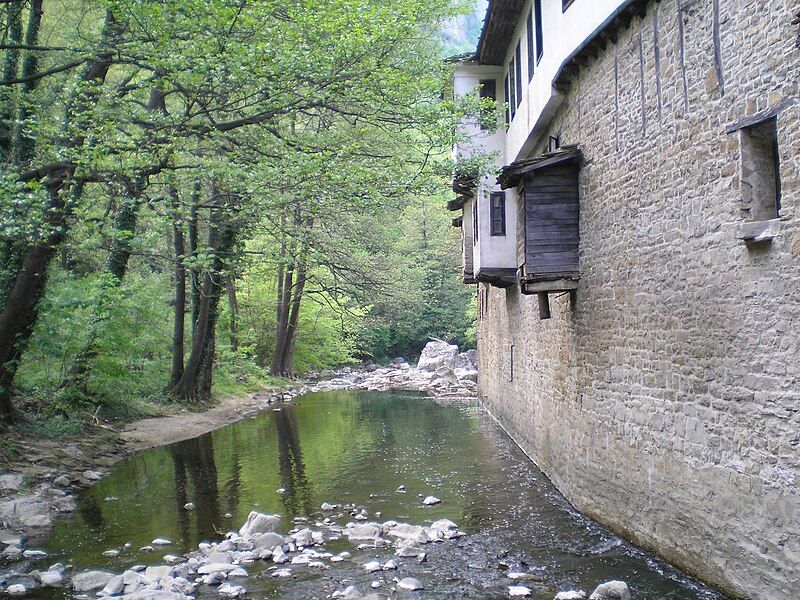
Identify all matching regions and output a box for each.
[501,0,628,162]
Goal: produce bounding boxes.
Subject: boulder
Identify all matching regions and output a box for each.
[589,581,630,600]
[238,511,280,537]
[72,571,115,592]
[253,532,284,551]
[416,340,459,372]
[455,349,477,370]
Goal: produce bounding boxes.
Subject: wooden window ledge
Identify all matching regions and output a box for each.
[735,218,780,243]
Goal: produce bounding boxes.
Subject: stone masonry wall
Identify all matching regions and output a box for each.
[477,1,800,598]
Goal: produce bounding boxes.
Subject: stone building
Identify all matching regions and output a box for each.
[450,1,799,598]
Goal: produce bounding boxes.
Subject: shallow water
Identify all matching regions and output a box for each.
[33,391,724,598]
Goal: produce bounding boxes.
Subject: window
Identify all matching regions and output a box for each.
[490,192,506,236]
[515,42,522,109]
[478,79,496,131]
[534,0,543,63]
[504,71,510,125]
[740,117,781,221]
[527,9,535,81]
[562,0,575,11]
[509,57,517,119]
[473,198,479,244]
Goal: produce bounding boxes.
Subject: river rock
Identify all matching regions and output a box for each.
[122,591,193,600]
[387,524,428,544]
[22,549,47,559]
[1,545,22,559]
[52,495,76,513]
[589,581,630,600]
[0,474,23,491]
[218,583,245,597]
[144,565,174,582]
[152,538,172,546]
[396,577,424,591]
[4,584,26,596]
[82,470,103,481]
[72,570,115,592]
[0,531,22,547]
[239,511,280,536]
[509,586,532,597]
[38,569,64,587]
[417,340,459,372]
[422,496,441,505]
[343,523,381,541]
[0,496,51,528]
[555,592,587,600]
[363,560,382,572]
[205,552,233,564]
[100,574,125,596]
[52,475,71,487]
[253,532,284,550]
[198,563,238,575]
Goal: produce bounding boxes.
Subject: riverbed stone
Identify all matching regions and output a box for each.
[4,584,26,596]
[422,496,441,505]
[217,583,245,597]
[238,511,280,536]
[197,563,238,575]
[589,581,630,600]
[343,523,381,541]
[144,565,174,582]
[0,474,23,491]
[122,590,193,600]
[37,570,64,587]
[555,592,587,600]
[0,531,22,547]
[396,577,424,591]
[509,586,532,597]
[72,570,115,592]
[100,574,125,596]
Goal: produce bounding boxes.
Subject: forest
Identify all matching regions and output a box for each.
[0,0,489,432]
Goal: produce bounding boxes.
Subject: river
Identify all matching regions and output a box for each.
[33,390,725,599]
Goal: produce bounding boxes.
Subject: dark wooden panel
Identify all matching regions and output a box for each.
[525,241,579,251]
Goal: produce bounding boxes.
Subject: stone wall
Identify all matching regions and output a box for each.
[476,1,800,598]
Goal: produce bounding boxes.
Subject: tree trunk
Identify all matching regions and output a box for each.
[279,256,307,376]
[172,194,237,404]
[188,181,201,333]
[0,0,23,160]
[13,0,44,165]
[0,182,67,418]
[226,278,239,353]
[0,13,116,420]
[170,187,186,387]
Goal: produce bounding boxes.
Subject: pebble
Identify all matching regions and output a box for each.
[364,561,382,572]
[217,583,246,597]
[422,496,441,505]
[102,549,120,557]
[184,503,195,510]
[509,585,532,597]
[555,592,587,600]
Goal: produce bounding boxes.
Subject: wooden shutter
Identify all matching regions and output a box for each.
[522,162,579,283]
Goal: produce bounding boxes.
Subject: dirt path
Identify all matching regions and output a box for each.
[120,389,298,452]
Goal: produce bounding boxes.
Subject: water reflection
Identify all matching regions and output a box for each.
[38,391,725,599]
